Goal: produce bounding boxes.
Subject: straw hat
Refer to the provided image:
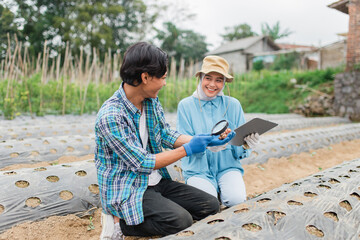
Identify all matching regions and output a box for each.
[195,56,233,82]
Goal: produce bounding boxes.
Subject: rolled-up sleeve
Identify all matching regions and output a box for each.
[97,113,155,174]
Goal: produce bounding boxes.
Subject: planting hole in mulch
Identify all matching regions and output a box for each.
[75,170,87,177]
[46,175,59,182]
[43,140,50,144]
[76,139,82,142]
[34,167,47,171]
[67,147,74,152]
[215,237,231,240]
[0,205,4,214]
[62,165,72,167]
[266,211,286,225]
[317,184,331,189]
[31,151,39,156]
[15,180,29,188]
[88,184,99,194]
[207,219,224,225]
[287,200,303,206]
[5,145,13,148]
[59,190,73,200]
[257,198,271,203]
[4,171,17,175]
[304,192,318,197]
[24,143,31,147]
[242,223,262,232]
[50,149,57,154]
[234,208,249,214]
[306,225,324,238]
[323,212,338,222]
[350,192,360,201]
[10,153,19,158]
[25,197,41,208]
[328,178,340,184]
[83,145,90,150]
[176,230,194,236]
[60,140,67,143]
[339,200,352,211]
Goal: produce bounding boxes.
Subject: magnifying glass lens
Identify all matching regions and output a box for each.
[211,120,229,135]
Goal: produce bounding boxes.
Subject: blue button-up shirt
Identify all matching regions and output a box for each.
[94,83,180,225]
[177,95,250,190]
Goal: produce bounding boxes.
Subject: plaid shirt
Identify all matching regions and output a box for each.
[94,83,180,225]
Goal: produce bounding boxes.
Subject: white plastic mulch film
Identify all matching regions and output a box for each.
[0,160,100,232]
[162,158,360,240]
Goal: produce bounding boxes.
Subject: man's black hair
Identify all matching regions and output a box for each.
[120,42,168,86]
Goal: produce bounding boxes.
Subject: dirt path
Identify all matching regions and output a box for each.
[1,139,360,240]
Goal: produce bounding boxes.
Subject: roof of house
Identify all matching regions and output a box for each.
[207,35,280,55]
[328,0,349,14]
[277,43,317,51]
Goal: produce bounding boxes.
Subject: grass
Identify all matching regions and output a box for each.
[0,67,343,119]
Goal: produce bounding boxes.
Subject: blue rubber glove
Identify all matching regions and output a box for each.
[208,131,236,146]
[183,134,214,156]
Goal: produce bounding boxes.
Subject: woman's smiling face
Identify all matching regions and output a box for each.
[201,72,225,98]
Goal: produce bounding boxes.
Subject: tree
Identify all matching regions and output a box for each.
[261,21,293,41]
[0,4,21,58]
[156,22,208,67]
[221,23,257,42]
[6,0,158,58]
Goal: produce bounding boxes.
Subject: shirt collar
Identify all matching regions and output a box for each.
[197,96,222,108]
[117,83,140,117]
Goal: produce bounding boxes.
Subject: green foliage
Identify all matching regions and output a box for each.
[270,52,300,71]
[0,4,21,58]
[0,68,342,118]
[156,22,208,67]
[253,60,264,71]
[0,73,120,118]
[261,21,293,41]
[6,0,158,58]
[221,23,258,42]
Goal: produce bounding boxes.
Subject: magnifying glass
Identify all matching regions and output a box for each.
[211,120,229,135]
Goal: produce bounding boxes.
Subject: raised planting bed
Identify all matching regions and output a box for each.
[162,158,360,240]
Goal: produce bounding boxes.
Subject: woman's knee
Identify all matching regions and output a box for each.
[221,192,246,207]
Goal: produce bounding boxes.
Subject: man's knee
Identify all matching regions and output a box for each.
[165,210,193,235]
[197,195,220,218]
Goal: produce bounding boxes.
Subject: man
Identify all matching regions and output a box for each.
[94,42,235,239]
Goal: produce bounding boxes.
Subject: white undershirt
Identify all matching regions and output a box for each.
[139,106,162,186]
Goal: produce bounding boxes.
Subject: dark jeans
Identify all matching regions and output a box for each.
[119,178,220,236]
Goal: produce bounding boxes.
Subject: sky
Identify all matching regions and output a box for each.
[165,0,349,51]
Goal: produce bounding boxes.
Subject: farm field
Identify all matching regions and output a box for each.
[0,113,359,240]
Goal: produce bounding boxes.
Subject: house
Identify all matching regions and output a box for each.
[205,35,280,73]
[319,39,346,69]
[252,43,319,70]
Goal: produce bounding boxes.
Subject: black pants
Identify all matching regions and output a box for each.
[119,178,220,236]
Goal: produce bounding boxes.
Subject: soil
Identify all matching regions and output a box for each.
[0,139,360,240]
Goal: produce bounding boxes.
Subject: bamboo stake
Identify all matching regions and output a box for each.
[39,40,47,114]
[62,42,70,115]
[81,52,96,115]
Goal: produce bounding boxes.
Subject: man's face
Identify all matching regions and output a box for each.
[145,72,167,98]
[201,72,225,98]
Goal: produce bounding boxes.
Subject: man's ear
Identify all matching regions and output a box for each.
[141,72,149,84]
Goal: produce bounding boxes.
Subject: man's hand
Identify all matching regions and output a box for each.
[183,134,214,156]
[243,133,260,149]
[208,131,235,147]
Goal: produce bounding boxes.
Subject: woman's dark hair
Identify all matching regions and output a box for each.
[120,42,168,86]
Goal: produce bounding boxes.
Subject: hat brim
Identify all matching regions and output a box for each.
[195,71,233,82]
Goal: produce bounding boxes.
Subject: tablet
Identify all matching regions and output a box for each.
[229,118,278,146]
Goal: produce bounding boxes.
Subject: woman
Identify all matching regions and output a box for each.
[176,56,259,207]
